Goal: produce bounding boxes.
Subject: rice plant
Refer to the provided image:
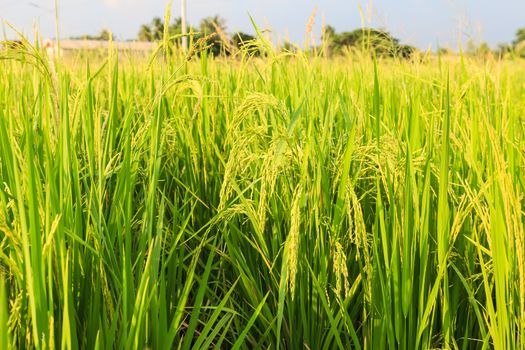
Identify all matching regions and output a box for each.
[0,30,524,349]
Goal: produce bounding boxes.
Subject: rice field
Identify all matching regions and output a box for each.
[1,36,525,349]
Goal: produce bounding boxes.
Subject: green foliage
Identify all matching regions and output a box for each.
[466,40,493,57]
[513,27,525,46]
[138,15,229,56]
[326,27,416,58]
[138,17,163,41]
[232,32,261,56]
[496,43,512,58]
[194,15,228,56]
[138,16,191,45]
[199,15,226,35]
[0,32,525,350]
[71,28,112,41]
[232,32,255,49]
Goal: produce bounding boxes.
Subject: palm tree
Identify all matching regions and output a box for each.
[167,17,186,46]
[195,15,227,56]
[513,28,525,47]
[199,15,226,35]
[169,17,183,35]
[151,17,164,41]
[137,17,165,42]
[322,25,336,42]
[138,24,152,42]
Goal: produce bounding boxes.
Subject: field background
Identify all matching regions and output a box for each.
[1,41,525,349]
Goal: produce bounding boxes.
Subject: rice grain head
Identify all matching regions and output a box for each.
[306,6,317,37]
[333,241,350,298]
[285,185,302,298]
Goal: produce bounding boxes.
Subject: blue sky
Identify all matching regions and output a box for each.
[1,0,524,49]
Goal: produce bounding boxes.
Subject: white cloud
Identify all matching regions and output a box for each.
[103,0,120,8]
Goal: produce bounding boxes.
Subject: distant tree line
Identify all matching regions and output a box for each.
[135,15,416,58]
[321,25,416,58]
[454,27,525,58]
[70,16,525,59]
[507,27,525,57]
[137,15,255,56]
[70,29,112,41]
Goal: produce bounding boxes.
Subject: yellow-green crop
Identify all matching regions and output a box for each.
[1,36,525,349]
